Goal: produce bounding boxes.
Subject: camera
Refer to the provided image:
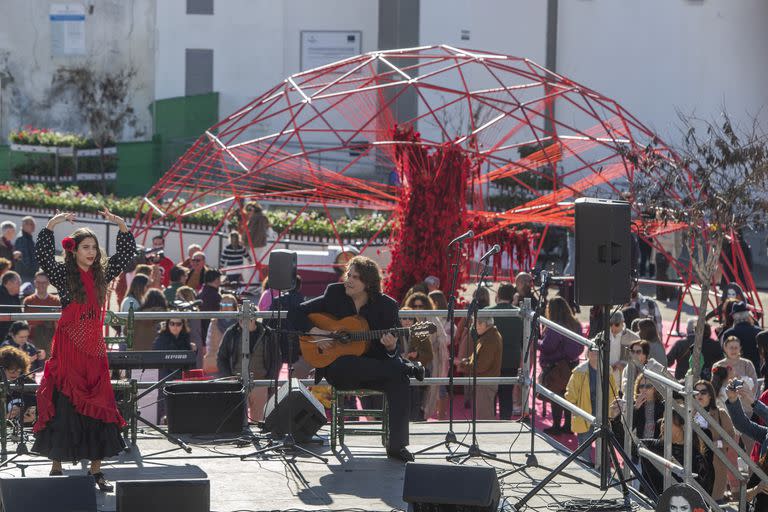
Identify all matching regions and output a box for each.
[144,247,164,263]
[728,378,744,391]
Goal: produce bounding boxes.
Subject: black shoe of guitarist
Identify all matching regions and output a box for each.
[405,361,425,382]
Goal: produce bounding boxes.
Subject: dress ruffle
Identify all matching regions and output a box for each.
[32,391,124,462]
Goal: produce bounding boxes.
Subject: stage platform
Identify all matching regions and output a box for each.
[1,420,661,512]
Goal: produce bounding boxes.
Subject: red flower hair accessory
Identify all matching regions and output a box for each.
[61,237,76,252]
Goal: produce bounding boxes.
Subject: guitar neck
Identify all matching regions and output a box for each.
[346,327,409,341]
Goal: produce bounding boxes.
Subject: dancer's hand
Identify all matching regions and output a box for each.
[46,210,76,230]
[100,207,127,232]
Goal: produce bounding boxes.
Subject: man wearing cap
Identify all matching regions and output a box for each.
[722,301,761,373]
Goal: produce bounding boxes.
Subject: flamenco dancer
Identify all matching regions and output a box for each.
[31,209,135,491]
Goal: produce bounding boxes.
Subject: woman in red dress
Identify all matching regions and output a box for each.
[32,209,135,492]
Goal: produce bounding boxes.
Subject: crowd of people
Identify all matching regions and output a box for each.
[2,206,768,503]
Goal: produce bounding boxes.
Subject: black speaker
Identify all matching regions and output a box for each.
[164,381,245,434]
[116,479,210,512]
[263,378,327,442]
[0,476,96,512]
[403,463,500,512]
[574,198,631,306]
[268,250,297,291]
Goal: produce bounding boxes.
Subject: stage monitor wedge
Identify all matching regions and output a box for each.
[0,476,96,512]
[403,462,500,512]
[574,198,631,306]
[116,479,210,512]
[263,378,327,442]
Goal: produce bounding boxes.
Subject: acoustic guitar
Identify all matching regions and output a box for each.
[299,313,436,368]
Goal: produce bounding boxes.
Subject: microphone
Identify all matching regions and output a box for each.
[479,244,501,261]
[448,230,474,246]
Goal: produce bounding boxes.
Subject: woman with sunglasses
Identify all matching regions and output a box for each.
[152,318,197,422]
[693,379,736,503]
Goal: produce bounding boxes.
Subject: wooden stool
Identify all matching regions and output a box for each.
[330,388,388,452]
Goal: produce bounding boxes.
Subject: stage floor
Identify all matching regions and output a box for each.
[2,420,660,512]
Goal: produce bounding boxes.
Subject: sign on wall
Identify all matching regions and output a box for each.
[50,3,86,56]
[300,31,362,72]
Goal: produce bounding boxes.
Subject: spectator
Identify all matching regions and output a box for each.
[198,268,222,353]
[489,282,523,419]
[423,275,440,293]
[400,307,433,421]
[713,336,758,418]
[540,296,584,435]
[0,321,45,373]
[202,294,237,375]
[459,316,502,420]
[666,318,699,380]
[693,379,736,503]
[724,379,768,508]
[120,273,148,313]
[241,202,270,274]
[595,310,640,387]
[0,271,21,341]
[621,305,639,330]
[0,221,17,266]
[258,276,274,312]
[512,272,537,310]
[133,289,168,351]
[637,318,667,366]
[152,317,196,422]
[699,322,724,381]
[148,264,164,290]
[181,243,202,268]
[185,251,208,291]
[627,282,663,337]
[270,275,308,373]
[610,374,665,463]
[23,271,60,357]
[456,286,491,365]
[566,347,617,463]
[220,231,250,285]
[14,216,37,283]
[707,282,746,324]
[217,316,277,421]
[148,235,174,287]
[757,330,768,393]
[406,293,448,420]
[0,345,37,426]
[721,301,761,375]
[621,340,671,394]
[640,411,711,497]
[163,265,188,305]
[175,286,203,366]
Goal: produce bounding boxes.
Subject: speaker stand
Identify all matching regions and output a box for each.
[240,291,328,464]
[513,305,658,510]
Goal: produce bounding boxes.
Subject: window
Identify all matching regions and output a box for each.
[185,49,213,96]
[186,0,213,15]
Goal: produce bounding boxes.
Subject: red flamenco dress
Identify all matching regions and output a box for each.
[32,227,135,461]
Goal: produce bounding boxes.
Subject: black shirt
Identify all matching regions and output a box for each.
[297,283,401,360]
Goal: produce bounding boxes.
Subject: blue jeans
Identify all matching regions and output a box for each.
[576,427,595,463]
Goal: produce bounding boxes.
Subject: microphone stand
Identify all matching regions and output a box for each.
[416,240,471,455]
[0,366,31,476]
[446,258,518,467]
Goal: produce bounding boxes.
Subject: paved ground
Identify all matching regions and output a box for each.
[1,420,654,512]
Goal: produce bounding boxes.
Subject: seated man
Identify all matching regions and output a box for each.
[296,256,423,462]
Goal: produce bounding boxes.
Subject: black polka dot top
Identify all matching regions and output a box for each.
[35,228,136,308]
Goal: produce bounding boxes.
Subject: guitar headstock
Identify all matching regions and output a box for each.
[410,321,437,341]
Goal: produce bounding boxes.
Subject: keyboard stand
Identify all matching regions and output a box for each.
[133,369,192,453]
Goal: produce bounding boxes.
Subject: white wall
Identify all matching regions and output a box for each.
[0,0,155,141]
[554,1,768,144]
[155,0,378,132]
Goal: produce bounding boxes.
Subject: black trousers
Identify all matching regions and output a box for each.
[324,355,410,450]
[497,367,518,420]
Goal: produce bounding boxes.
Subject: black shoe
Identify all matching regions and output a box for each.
[387,447,415,462]
[405,362,425,382]
[88,471,114,493]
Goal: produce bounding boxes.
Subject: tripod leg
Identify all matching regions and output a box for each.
[135,414,191,453]
[515,428,599,509]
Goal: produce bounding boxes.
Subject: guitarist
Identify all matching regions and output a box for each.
[297,256,424,462]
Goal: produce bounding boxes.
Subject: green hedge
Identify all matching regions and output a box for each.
[0,184,391,240]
